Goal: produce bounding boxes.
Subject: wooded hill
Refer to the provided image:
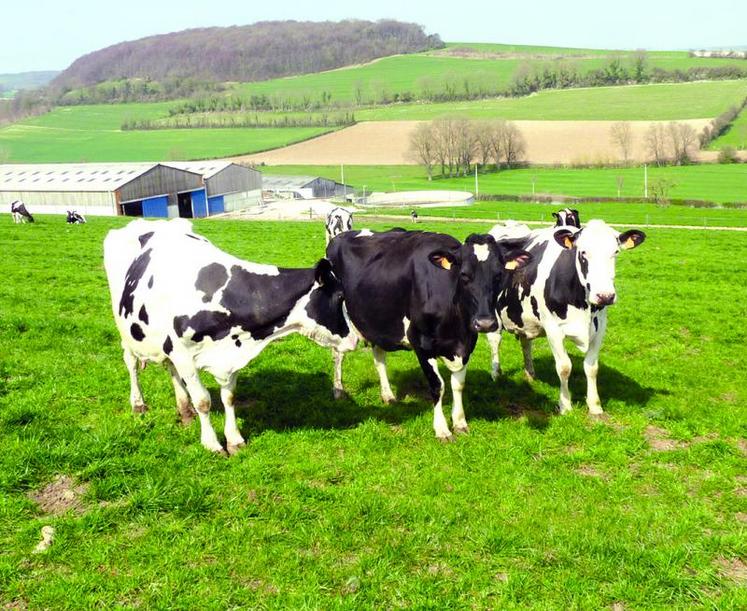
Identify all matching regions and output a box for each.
[52,20,443,89]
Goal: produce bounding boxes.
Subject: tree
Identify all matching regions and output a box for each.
[610,122,634,165]
[499,121,527,168]
[645,123,668,166]
[650,177,676,203]
[667,121,697,165]
[408,123,436,180]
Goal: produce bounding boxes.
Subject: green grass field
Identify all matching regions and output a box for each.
[1,217,745,608]
[265,163,747,207]
[0,103,335,163]
[711,108,747,150]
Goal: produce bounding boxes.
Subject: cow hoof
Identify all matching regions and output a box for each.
[557,404,572,415]
[490,367,503,381]
[333,388,348,400]
[437,433,455,443]
[381,394,396,405]
[454,425,470,435]
[132,403,148,414]
[179,412,195,426]
[227,442,246,456]
[524,371,535,382]
[589,410,607,421]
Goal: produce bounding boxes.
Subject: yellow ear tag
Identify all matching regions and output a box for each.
[564,236,574,249]
[438,257,452,270]
[622,237,636,250]
[505,260,519,270]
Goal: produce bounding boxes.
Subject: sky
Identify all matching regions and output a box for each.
[2,0,746,74]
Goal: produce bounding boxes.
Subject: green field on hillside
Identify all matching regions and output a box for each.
[0,103,334,162]
[265,163,747,205]
[1,219,745,608]
[711,108,747,150]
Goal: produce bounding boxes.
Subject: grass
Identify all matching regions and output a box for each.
[711,108,747,150]
[1,217,746,608]
[265,163,747,207]
[0,104,335,163]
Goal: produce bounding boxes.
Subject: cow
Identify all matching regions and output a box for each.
[552,207,581,228]
[327,228,531,441]
[325,207,353,245]
[489,220,532,241]
[11,201,34,223]
[487,219,645,415]
[104,219,358,455]
[67,210,86,224]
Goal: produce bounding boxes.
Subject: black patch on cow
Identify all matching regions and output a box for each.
[578,252,589,278]
[235,339,242,348]
[187,234,201,241]
[130,323,145,341]
[231,334,239,340]
[138,232,154,248]
[530,296,540,319]
[138,305,149,325]
[593,316,599,332]
[173,266,318,343]
[163,336,173,354]
[544,248,587,319]
[497,240,548,327]
[119,248,152,318]
[195,263,228,303]
[148,275,154,289]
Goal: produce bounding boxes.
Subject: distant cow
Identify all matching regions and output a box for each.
[410,210,419,223]
[327,229,530,441]
[11,201,34,223]
[66,210,86,224]
[104,219,358,455]
[552,208,581,228]
[488,220,645,414]
[325,207,353,245]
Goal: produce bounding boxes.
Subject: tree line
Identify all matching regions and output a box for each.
[122,112,357,131]
[408,118,527,180]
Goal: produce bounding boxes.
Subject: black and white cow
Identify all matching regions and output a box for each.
[66,210,86,224]
[104,219,358,454]
[487,220,645,414]
[327,228,530,441]
[11,200,34,223]
[552,208,581,228]
[325,207,353,245]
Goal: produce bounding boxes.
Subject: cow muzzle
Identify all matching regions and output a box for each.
[472,316,499,333]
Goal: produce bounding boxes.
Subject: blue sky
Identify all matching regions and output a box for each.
[2,0,746,73]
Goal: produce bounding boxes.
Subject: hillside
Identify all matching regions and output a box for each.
[52,20,442,89]
[0,71,59,96]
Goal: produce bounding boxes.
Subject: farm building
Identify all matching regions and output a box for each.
[262,175,352,200]
[0,161,262,218]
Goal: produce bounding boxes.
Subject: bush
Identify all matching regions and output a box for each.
[718,145,739,164]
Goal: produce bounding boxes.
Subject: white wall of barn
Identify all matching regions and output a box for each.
[223,189,263,212]
[0,191,117,216]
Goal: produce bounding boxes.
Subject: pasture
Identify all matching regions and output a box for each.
[1,216,745,608]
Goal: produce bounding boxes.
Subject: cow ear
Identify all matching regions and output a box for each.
[429,251,456,271]
[551,212,559,221]
[553,229,576,250]
[503,249,532,270]
[618,230,646,250]
[314,258,337,286]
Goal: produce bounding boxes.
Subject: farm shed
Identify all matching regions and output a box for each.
[164,161,262,215]
[262,175,352,200]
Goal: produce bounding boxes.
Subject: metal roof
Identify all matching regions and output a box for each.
[164,161,247,179]
[0,162,168,192]
[262,175,323,190]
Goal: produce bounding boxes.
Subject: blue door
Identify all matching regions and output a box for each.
[142,195,169,218]
[191,190,207,218]
[207,195,225,215]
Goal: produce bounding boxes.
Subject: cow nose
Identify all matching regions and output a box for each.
[595,293,616,306]
[472,317,499,333]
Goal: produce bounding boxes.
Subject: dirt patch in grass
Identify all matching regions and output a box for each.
[715,557,747,584]
[644,425,687,452]
[576,464,606,478]
[28,475,88,516]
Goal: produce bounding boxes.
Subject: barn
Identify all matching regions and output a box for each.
[262,175,352,200]
[0,161,262,218]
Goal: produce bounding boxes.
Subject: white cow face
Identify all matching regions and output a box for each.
[554,220,645,307]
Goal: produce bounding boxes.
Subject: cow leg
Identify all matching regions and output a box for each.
[584,316,608,415]
[218,372,245,455]
[165,360,195,425]
[373,346,396,404]
[442,357,468,434]
[521,336,535,380]
[487,330,503,380]
[546,328,573,414]
[332,349,346,399]
[123,347,147,413]
[416,353,451,441]
[170,357,223,454]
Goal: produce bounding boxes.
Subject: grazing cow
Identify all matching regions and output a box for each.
[552,208,581,228]
[11,201,34,223]
[104,219,358,455]
[410,210,419,223]
[487,220,645,414]
[327,229,530,441]
[66,210,86,224]
[325,207,353,245]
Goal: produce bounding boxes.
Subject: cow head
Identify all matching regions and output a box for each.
[431,234,531,333]
[305,258,358,351]
[554,220,645,307]
[552,208,581,228]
